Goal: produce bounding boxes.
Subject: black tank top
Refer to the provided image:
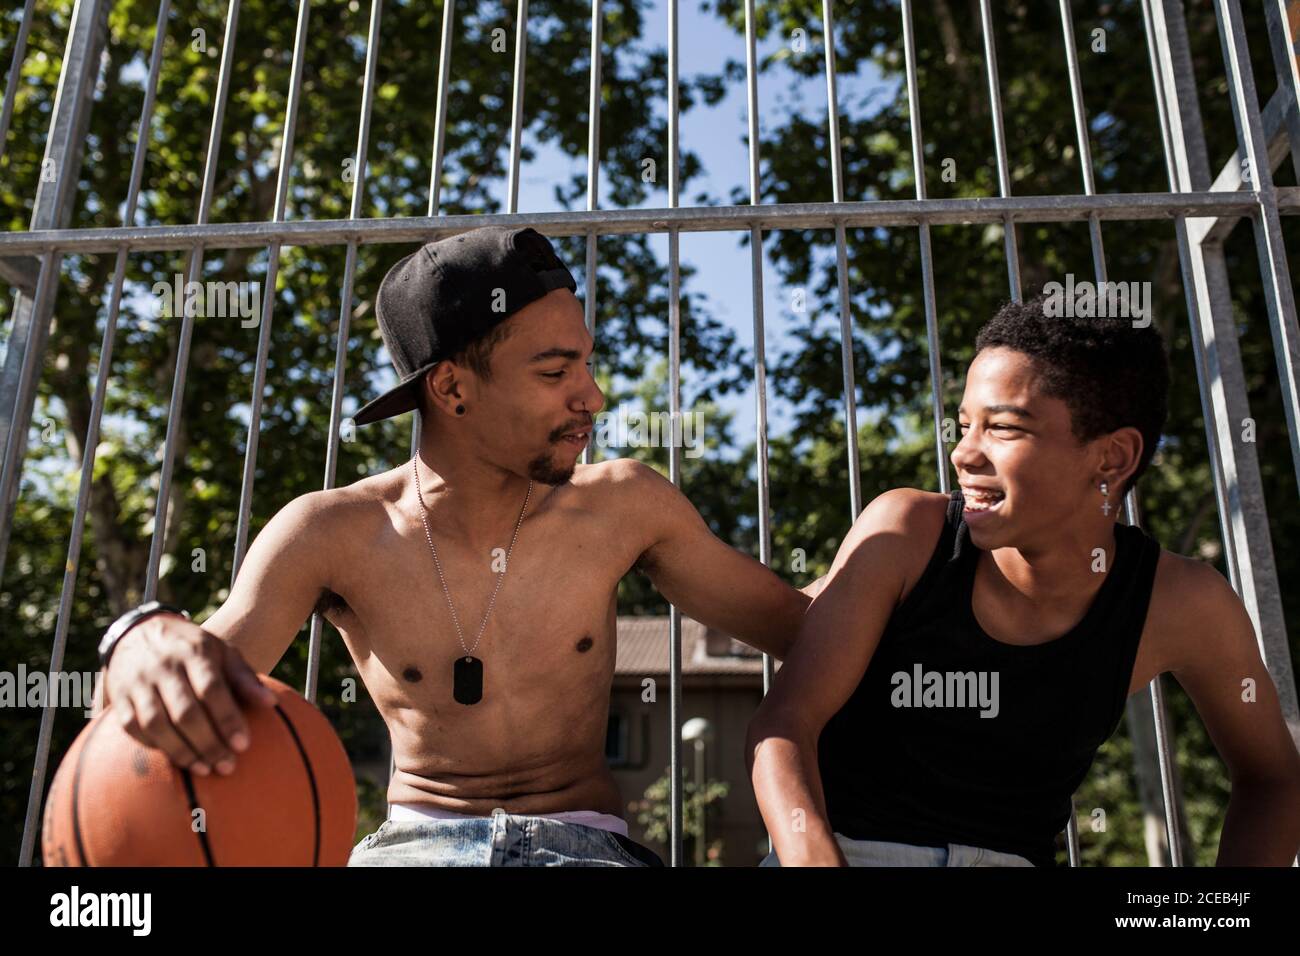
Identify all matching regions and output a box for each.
[816,488,1162,867]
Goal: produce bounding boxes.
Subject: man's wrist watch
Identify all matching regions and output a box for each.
[98,601,191,670]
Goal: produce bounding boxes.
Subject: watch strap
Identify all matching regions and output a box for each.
[98,601,191,670]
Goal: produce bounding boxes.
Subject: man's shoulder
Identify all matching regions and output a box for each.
[282,472,396,539]
[572,456,661,483]
[568,457,674,502]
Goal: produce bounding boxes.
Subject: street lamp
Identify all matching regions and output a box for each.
[682,717,713,866]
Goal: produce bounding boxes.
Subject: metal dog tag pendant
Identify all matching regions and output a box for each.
[453,656,483,705]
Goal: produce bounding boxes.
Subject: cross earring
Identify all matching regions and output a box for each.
[1100,480,1112,516]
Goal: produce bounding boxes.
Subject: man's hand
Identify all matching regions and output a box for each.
[101,488,339,774]
[103,614,277,776]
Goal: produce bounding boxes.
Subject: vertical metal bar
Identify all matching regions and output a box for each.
[1147,675,1183,866]
[1123,481,1185,865]
[977,0,1021,301]
[1056,3,1200,865]
[666,0,683,869]
[820,0,862,521]
[1059,0,1099,868]
[1057,1,1125,866]
[1160,0,1299,748]
[742,0,775,691]
[392,411,419,814]
[427,0,455,216]
[506,0,528,214]
[1058,0,1106,285]
[16,0,173,868]
[1060,0,1107,868]
[0,0,108,587]
[393,411,419,799]
[308,0,383,712]
[230,0,311,595]
[900,0,949,495]
[1212,0,1300,495]
[1147,1,1242,593]
[581,0,603,466]
[1143,0,1191,867]
[0,0,38,169]
[1136,0,1248,866]
[1262,1,1300,184]
[11,251,61,866]
[1065,798,1081,867]
[143,0,242,601]
[407,0,445,791]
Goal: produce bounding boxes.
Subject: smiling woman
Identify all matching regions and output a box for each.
[949,297,1166,548]
[747,296,1300,870]
[968,297,1170,500]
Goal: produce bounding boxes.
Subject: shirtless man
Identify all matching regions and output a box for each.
[748,297,1300,867]
[99,226,811,867]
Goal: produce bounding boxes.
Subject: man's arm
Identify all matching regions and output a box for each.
[800,574,829,600]
[194,490,342,673]
[620,459,809,660]
[1161,558,1300,865]
[745,488,944,865]
[100,491,340,773]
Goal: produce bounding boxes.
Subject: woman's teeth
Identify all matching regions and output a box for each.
[963,489,1005,512]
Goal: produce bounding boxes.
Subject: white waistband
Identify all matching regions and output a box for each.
[387,802,629,837]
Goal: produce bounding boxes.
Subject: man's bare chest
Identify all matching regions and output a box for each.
[313,509,632,702]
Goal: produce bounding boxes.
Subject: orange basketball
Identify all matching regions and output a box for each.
[42,674,357,866]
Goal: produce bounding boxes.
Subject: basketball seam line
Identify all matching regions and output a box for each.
[273,704,322,866]
[68,714,111,866]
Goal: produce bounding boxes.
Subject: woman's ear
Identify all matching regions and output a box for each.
[1099,426,1143,492]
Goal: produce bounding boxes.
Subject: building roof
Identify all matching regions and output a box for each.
[614,616,767,675]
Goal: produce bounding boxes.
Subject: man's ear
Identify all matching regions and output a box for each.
[415,369,433,417]
[426,361,471,416]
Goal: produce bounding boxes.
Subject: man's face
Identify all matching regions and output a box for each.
[462,288,604,485]
[950,347,1103,551]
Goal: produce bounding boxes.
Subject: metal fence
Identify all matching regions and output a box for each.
[2,0,1299,868]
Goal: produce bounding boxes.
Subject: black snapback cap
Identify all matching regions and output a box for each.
[352,226,577,426]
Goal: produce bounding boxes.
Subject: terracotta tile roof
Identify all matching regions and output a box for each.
[614,616,767,675]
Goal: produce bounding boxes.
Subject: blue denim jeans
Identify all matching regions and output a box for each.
[759,834,1035,867]
[348,808,664,867]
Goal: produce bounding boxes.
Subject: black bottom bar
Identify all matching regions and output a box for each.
[5,864,1290,940]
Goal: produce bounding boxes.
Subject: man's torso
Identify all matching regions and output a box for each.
[312,461,647,818]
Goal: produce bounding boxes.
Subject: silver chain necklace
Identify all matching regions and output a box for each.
[412,455,532,705]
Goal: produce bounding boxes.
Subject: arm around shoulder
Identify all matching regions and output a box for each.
[616,457,809,660]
